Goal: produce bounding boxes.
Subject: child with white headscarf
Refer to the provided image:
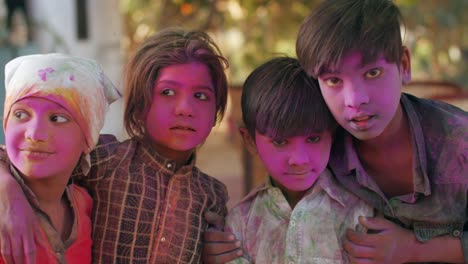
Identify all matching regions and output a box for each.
[0,53,120,264]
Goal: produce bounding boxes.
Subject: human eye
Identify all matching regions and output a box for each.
[161,88,175,96]
[272,138,287,147]
[365,68,383,79]
[323,77,342,87]
[307,135,321,143]
[50,114,69,123]
[13,110,29,120]
[194,92,209,101]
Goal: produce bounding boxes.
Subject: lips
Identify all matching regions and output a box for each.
[20,146,53,153]
[21,148,54,159]
[351,115,372,122]
[285,170,311,176]
[347,114,377,131]
[170,126,196,132]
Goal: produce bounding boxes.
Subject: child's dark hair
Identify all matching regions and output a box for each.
[124,27,229,139]
[242,56,337,139]
[296,0,404,77]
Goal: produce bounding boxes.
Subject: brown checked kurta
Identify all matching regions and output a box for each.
[73,135,228,264]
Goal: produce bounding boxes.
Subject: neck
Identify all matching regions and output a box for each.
[144,137,194,165]
[283,190,306,209]
[272,179,308,209]
[25,175,73,241]
[24,176,69,207]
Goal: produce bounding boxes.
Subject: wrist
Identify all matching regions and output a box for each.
[406,234,424,262]
[407,234,464,263]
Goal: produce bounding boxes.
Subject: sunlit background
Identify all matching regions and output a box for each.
[1,0,467,208]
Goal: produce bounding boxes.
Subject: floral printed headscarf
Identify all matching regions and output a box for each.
[4,53,121,173]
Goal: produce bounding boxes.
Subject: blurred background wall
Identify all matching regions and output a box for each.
[0,0,466,208]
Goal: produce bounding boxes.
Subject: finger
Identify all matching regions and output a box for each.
[13,236,25,264]
[358,216,393,231]
[347,254,374,264]
[204,230,236,243]
[12,236,26,259]
[24,252,36,264]
[23,237,37,264]
[346,229,373,246]
[204,211,225,230]
[2,255,13,264]
[347,229,389,249]
[203,248,243,264]
[343,235,375,259]
[0,231,13,264]
[14,253,25,264]
[203,240,241,255]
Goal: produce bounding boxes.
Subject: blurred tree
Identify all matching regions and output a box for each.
[119,0,467,87]
[119,0,322,83]
[397,0,468,86]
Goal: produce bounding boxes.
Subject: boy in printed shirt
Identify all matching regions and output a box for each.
[226,57,372,263]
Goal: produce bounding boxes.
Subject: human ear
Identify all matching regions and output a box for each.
[401,46,412,84]
[238,127,257,155]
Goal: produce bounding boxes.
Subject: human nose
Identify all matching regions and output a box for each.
[343,80,369,109]
[288,143,309,166]
[174,96,194,117]
[25,118,48,141]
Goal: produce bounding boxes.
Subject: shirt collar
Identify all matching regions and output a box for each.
[250,170,350,207]
[10,165,41,208]
[138,140,196,173]
[400,94,431,196]
[313,169,350,207]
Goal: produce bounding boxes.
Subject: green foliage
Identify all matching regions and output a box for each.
[120,0,468,88]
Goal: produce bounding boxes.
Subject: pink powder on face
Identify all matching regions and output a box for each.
[38,67,55,81]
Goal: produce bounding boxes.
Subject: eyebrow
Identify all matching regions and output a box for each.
[319,58,387,76]
[320,68,340,76]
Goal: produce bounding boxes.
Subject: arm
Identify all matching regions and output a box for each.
[0,148,37,264]
[343,216,464,263]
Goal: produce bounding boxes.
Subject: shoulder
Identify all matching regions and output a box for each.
[317,169,366,206]
[403,93,467,124]
[194,168,228,192]
[92,135,133,158]
[228,183,268,219]
[403,94,467,182]
[92,136,139,167]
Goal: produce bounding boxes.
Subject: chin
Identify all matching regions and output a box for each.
[348,127,385,141]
